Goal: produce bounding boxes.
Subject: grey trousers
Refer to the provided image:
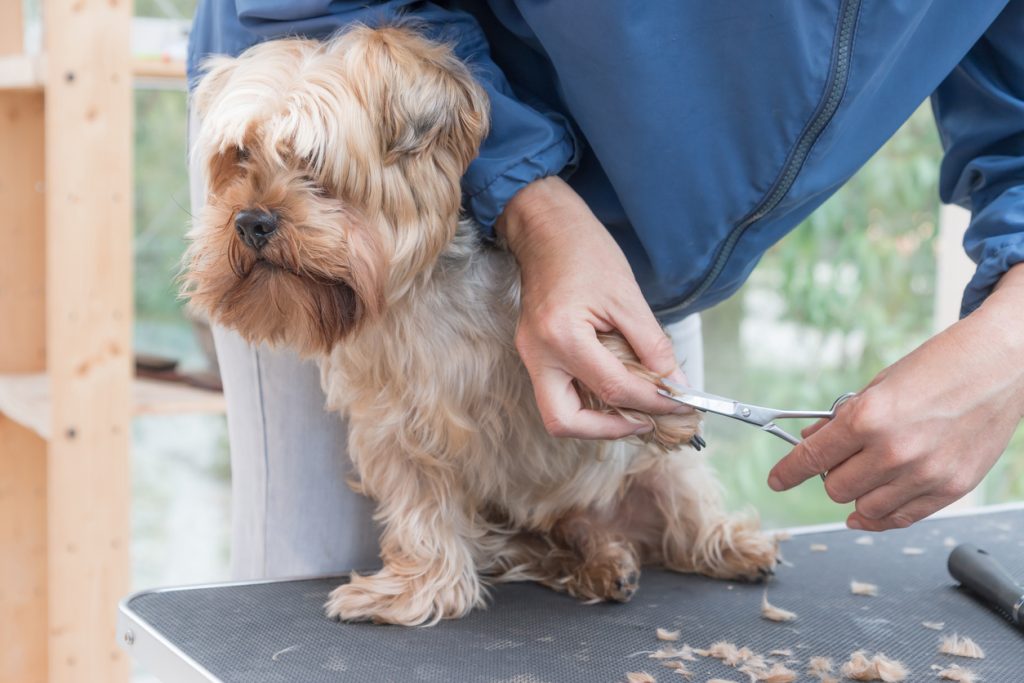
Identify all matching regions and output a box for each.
[189,111,705,580]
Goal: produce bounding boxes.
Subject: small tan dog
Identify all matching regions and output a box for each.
[185,26,778,626]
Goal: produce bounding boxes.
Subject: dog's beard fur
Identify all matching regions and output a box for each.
[184,26,778,626]
[185,153,384,355]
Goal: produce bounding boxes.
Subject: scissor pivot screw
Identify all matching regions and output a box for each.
[740,407,751,417]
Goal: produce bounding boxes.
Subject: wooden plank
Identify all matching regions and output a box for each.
[0,0,23,56]
[0,87,47,683]
[0,93,46,370]
[0,419,48,683]
[0,54,45,90]
[2,55,185,91]
[43,0,133,680]
[133,378,226,416]
[132,58,186,83]
[0,374,226,440]
[0,374,51,441]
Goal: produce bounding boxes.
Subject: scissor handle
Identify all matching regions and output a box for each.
[768,392,858,422]
[762,422,801,446]
[830,392,858,414]
[765,392,857,481]
[769,408,837,420]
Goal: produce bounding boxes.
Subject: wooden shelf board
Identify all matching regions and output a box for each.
[0,373,225,440]
[0,55,186,91]
[0,373,50,439]
[132,58,187,83]
[0,53,44,90]
[133,377,226,416]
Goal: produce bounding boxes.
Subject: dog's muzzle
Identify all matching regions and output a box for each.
[235,209,278,251]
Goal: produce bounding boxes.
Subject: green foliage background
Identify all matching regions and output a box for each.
[135,89,191,323]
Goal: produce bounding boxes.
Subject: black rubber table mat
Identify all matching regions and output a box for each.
[125,509,1024,682]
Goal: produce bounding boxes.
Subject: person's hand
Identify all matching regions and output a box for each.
[496,176,690,439]
[767,263,1024,531]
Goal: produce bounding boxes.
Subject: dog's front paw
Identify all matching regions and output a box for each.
[556,540,641,604]
[692,515,780,583]
[325,566,484,626]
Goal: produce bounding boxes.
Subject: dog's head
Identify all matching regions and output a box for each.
[183,26,488,356]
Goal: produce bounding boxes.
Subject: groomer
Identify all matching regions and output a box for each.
[189,1,1024,578]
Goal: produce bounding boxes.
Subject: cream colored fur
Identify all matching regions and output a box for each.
[184,25,778,626]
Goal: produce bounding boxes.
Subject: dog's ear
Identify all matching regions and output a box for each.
[338,26,490,170]
[379,44,489,169]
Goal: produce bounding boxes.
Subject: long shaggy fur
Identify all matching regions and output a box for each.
[184,25,778,626]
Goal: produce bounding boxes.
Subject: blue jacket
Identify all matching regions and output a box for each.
[189,1,1024,323]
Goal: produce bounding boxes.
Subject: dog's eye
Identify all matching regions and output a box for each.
[300,175,326,195]
[236,147,250,162]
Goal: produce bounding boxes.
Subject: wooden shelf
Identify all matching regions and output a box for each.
[2,3,138,678]
[0,373,50,438]
[0,373,225,440]
[0,54,186,90]
[0,53,44,90]
[132,58,187,84]
[133,377,226,417]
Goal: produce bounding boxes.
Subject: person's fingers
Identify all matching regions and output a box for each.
[848,493,946,532]
[767,417,865,491]
[850,476,935,522]
[800,418,829,439]
[819,449,896,504]
[611,300,678,377]
[531,365,647,440]
[564,329,687,415]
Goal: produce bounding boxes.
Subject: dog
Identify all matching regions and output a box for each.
[184,25,778,626]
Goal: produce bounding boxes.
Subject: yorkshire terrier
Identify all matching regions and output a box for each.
[184,26,778,626]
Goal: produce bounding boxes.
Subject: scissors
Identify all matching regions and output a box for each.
[660,379,856,481]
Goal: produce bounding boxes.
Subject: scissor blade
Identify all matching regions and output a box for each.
[658,381,738,417]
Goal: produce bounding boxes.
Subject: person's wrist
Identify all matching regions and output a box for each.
[495,176,571,257]
[994,261,1024,288]
[972,266,1024,402]
[979,265,1024,345]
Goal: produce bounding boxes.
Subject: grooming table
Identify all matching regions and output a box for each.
[118,506,1024,682]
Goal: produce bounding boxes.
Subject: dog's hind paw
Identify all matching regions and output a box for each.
[689,515,780,583]
[548,540,641,604]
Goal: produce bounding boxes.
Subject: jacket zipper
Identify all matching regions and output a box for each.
[655,0,863,318]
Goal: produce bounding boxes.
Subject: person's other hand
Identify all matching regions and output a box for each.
[767,263,1024,531]
[496,176,690,440]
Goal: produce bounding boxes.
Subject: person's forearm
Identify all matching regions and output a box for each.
[496,177,584,257]
[970,262,1024,389]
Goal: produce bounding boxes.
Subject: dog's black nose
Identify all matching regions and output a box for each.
[235,210,278,250]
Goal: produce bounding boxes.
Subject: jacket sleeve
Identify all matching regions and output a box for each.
[930,0,1024,318]
[234,0,578,235]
